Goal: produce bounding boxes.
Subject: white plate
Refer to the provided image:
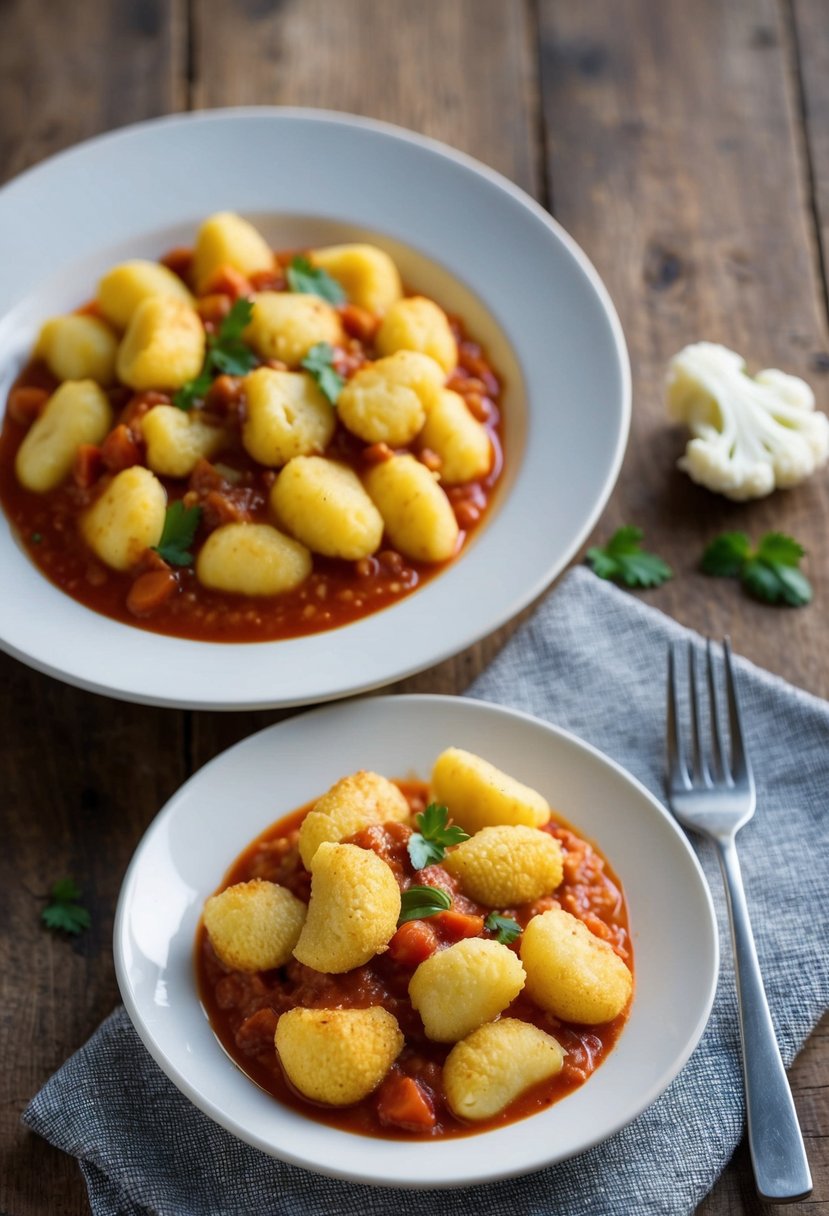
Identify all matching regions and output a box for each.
[0,109,629,709]
[114,695,718,1188]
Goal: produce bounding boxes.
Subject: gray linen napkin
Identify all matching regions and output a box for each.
[24,567,829,1216]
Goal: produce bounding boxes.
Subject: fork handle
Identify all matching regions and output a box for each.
[716,837,812,1202]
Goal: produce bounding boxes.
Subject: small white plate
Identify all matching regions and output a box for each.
[0,109,629,709]
[114,695,718,1188]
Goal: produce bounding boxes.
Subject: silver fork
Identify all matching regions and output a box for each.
[667,638,812,1204]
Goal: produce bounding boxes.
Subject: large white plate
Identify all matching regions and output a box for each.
[0,109,629,708]
[114,695,718,1188]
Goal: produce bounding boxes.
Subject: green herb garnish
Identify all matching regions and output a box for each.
[31,532,42,544]
[586,526,672,588]
[398,885,452,924]
[152,501,202,567]
[42,878,91,936]
[702,531,812,606]
[286,256,346,305]
[173,298,257,410]
[407,804,470,870]
[301,342,344,405]
[484,912,522,945]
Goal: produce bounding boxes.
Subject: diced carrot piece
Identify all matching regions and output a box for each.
[205,374,243,414]
[200,264,252,300]
[101,424,142,473]
[196,293,233,326]
[73,444,104,489]
[433,909,485,942]
[363,442,394,464]
[7,386,49,426]
[387,920,438,967]
[376,1074,436,1132]
[126,569,178,617]
[339,303,380,343]
[235,1007,279,1056]
[249,268,285,292]
[119,390,170,428]
[160,246,194,281]
[202,490,251,529]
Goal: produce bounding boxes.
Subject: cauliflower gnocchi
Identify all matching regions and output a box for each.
[293,842,401,972]
[444,1019,565,1121]
[408,938,525,1042]
[198,752,632,1140]
[443,825,564,906]
[276,1007,403,1106]
[1,215,504,641]
[431,747,550,833]
[203,880,306,972]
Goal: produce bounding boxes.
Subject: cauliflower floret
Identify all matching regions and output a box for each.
[275,1007,403,1105]
[203,879,307,972]
[443,1018,565,1121]
[667,342,829,500]
[292,842,401,972]
[520,908,632,1024]
[443,825,563,907]
[408,937,525,1042]
[431,748,550,834]
[298,770,410,869]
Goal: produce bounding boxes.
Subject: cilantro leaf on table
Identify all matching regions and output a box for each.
[42,878,91,936]
[152,501,202,567]
[173,299,257,410]
[701,531,812,606]
[286,256,346,305]
[484,912,522,945]
[398,884,452,924]
[586,526,672,588]
[407,803,470,870]
[301,342,344,405]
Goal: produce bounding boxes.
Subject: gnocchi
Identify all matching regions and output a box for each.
[419,388,492,483]
[142,405,228,478]
[196,523,311,596]
[81,466,167,571]
[408,937,525,1042]
[192,211,275,293]
[97,260,194,330]
[337,350,444,446]
[276,1007,403,1106]
[444,1019,565,1121]
[431,747,550,834]
[203,879,306,972]
[520,908,633,1024]
[376,295,457,372]
[364,453,459,562]
[298,770,410,869]
[35,315,118,385]
[245,291,343,366]
[270,456,384,560]
[15,380,112,493]
[242,368,335,467]
[116,296,205,390]
[310,243,402,314]
[443,825,564,907]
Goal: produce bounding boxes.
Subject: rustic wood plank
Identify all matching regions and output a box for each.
[537,3,829,1211]
[0,2,186,1213]
[792,0,829,324]
[188,0,540,762]
[538,0,829,702]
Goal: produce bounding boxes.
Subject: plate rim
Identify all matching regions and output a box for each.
[0,108,631,709]
[114,692,719,1188]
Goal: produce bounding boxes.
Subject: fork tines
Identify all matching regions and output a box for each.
[667,637,750,791]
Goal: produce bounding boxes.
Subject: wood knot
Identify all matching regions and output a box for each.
[644,243,684,291]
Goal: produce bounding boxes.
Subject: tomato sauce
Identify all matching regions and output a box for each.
[0,252,505,643]
[195,783,633,1139]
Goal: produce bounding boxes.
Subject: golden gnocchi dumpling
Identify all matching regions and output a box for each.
[192,211,274,294]
[242,368,336,467]
[116,297,205,391]
[270,456,383,560]
[142,404,228,478]
[298,770,410,869]
[408,938,525,1043]
[276,1007,403,1106]
[443,825,563,907]
[15,380,112,493]
[443,1018,565,1121]
[97,260,194,330]
[196,523,311,597]
[431,748,550,835]
[35,315,118,385]
[310,243,402,315]
[292,842,401,973]
[244,292,343,367]
[364,453,459,563]
[520,908,633,1024]
[81,466,166,571]
[203,879,307,973]
[419,389,492,484]
[337,351,443,447]
[376,296,458,373]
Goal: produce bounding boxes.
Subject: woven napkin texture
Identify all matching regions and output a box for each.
[23,567,829,1216]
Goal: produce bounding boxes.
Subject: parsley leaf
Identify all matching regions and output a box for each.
[152,501,202,567]
[398,884,452,924]
[586,526,672,588]
[301,342,344,405]
[407,803,471,870]
[702,531,812,606]
[42,878,91,936]
[484,912,522,945]
[173,299,257,410]
[286,256,346,305]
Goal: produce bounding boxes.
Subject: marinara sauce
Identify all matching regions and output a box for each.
[196,782,633,1139]
[0,251,505,644]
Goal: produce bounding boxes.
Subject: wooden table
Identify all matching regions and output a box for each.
[1,1,826,1212]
